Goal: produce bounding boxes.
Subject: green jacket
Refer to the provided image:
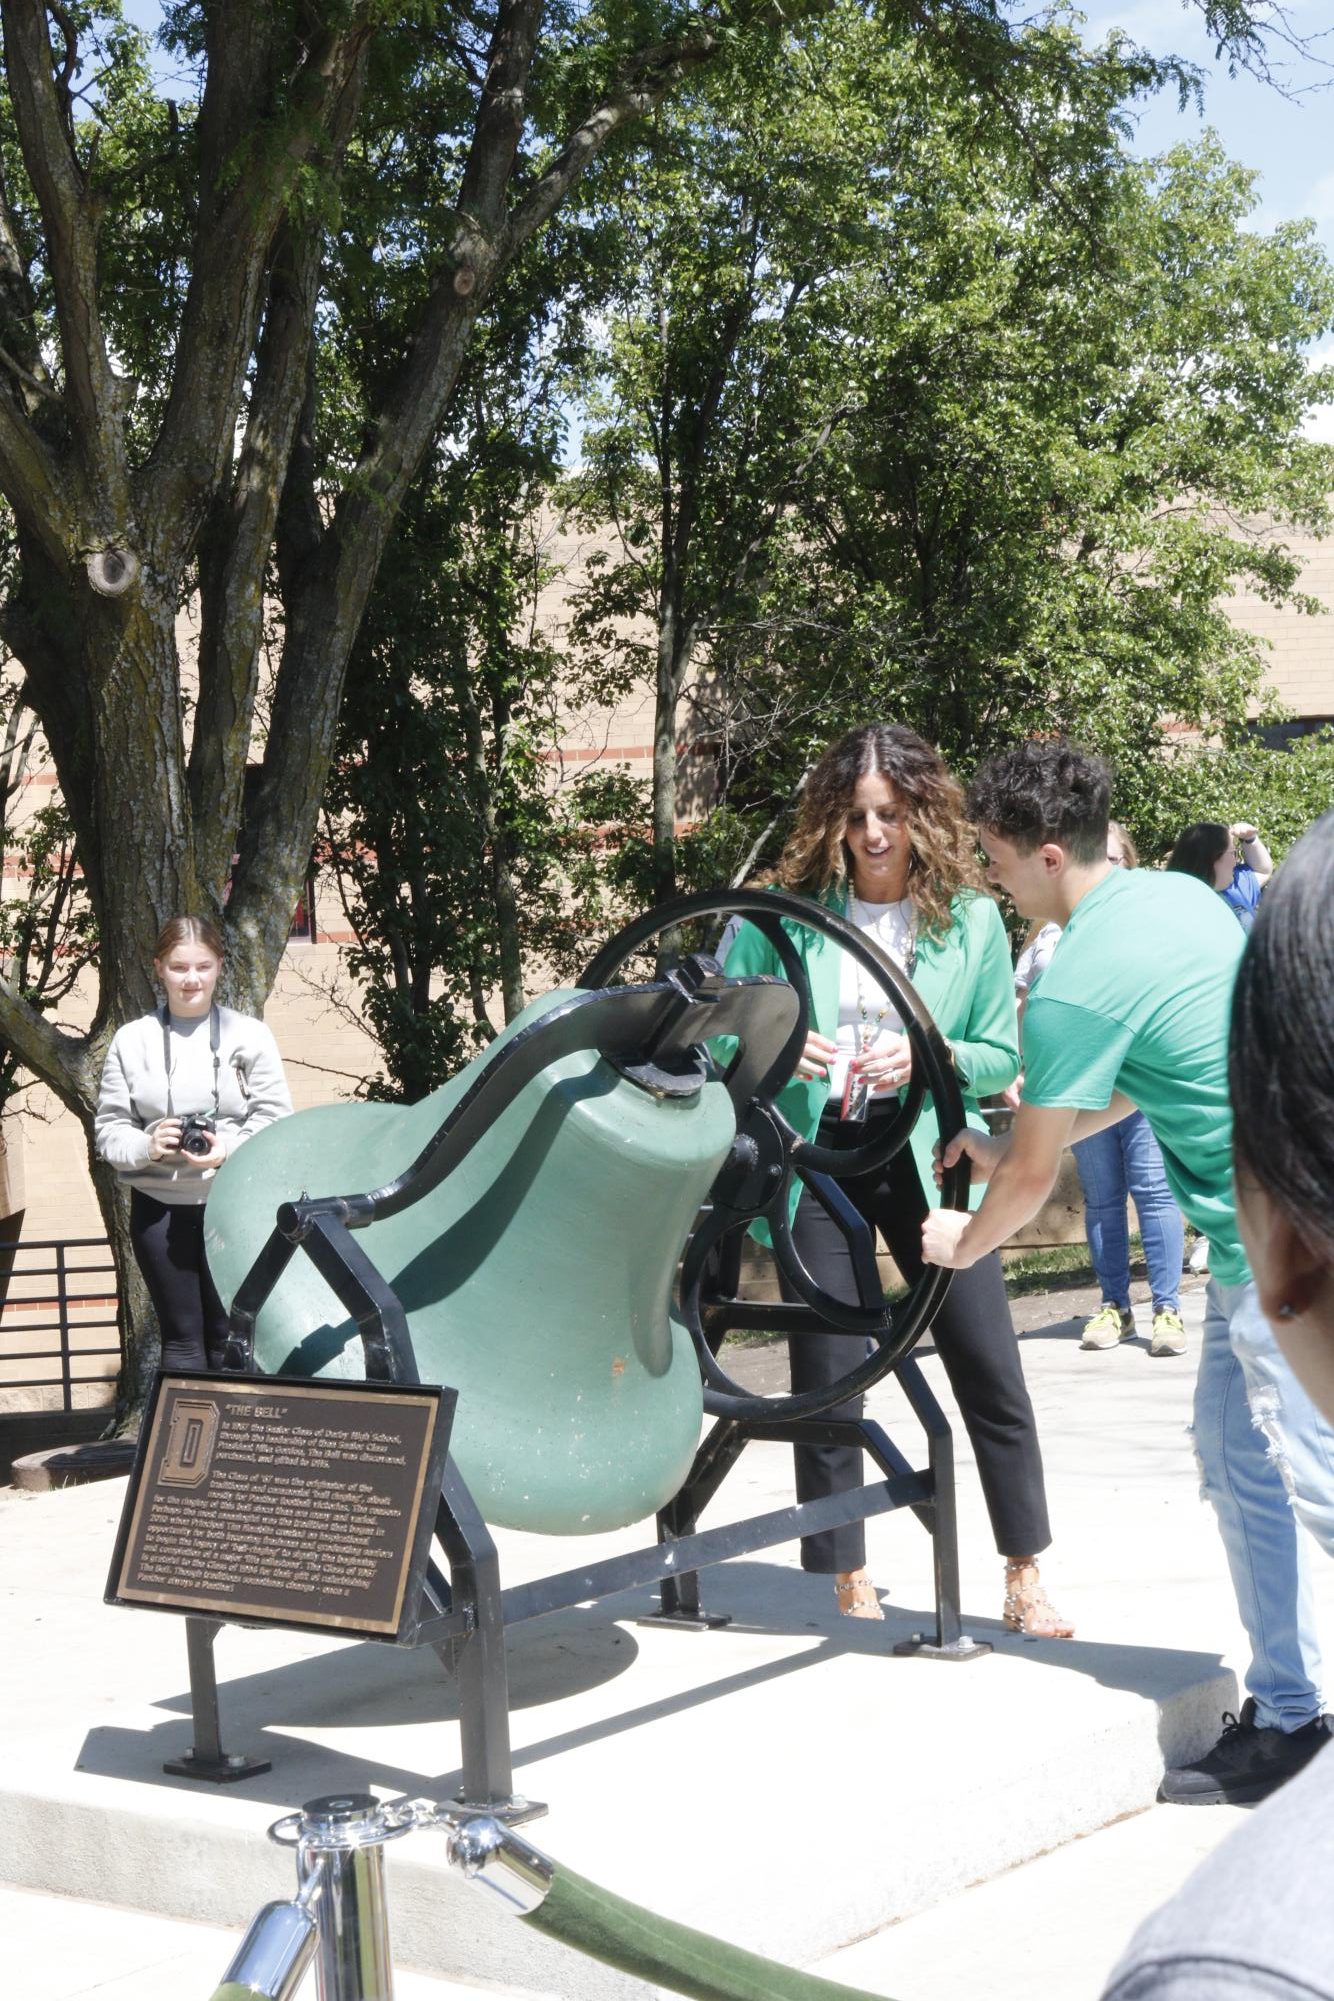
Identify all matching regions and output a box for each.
[719,886,1019,1233]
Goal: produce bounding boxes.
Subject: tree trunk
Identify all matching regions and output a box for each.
[0,0,764,1424]
[652,602,681,909]
[91,1157,158,1435]
[652,601,699,912]
[457,672,526,1025]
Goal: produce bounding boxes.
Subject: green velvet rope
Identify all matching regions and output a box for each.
[207,1987,263,2001]
[523,1863,896,2001]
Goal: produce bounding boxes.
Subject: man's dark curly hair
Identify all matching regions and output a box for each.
[965,739,1112,864]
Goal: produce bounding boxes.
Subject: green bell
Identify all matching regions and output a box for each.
[204,989,736,1535]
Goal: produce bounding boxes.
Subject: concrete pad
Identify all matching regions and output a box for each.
[816,1801,1255,2000]
[4,1280,1333,1998]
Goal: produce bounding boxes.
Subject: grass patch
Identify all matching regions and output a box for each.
[1000,1241,1097,1294]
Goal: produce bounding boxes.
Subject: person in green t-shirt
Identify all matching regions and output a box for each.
[1099,811,1334,2001]
[921,738,1334,1808]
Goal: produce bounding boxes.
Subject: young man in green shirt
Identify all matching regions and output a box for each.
[922,738,1334,1805]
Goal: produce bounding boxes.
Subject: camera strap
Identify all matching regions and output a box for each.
[160,1003,222,1122]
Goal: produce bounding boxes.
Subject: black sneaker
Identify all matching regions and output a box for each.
[1160,1699,1333,1805]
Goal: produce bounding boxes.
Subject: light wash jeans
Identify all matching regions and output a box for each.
[1196,1278,1334,1729]
[1072,1110,1184,1313]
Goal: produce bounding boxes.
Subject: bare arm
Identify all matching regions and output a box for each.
[921,1103,1079,1269]
[1069,1091,1137,1141]
[1232,823,1273,887]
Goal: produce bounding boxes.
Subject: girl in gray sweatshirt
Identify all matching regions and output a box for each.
[94,916,292,1369]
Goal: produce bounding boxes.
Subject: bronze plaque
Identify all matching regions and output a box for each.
[108,1373,454,1640]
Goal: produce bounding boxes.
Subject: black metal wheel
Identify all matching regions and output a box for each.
[581,889,972,1423]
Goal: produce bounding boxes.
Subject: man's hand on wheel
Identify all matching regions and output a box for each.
[921,1208,979,1270]
[933,1125,1006,1188]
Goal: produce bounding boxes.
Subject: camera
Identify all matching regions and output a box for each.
[175,1113,217,1158]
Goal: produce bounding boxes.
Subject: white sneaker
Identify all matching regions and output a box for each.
[1081,1304,1136,1350]
[1150,1307,1188,1357]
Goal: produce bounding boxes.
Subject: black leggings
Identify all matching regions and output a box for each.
[129,1189,230,1373]
[782,1120,1053,1573]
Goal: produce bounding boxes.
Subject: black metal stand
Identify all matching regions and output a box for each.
[397,1353,989,1810]
[168,896,995,1811]
[164,1619,272,1782]
[890,1358,991,1663]
[639,1353,991,1655]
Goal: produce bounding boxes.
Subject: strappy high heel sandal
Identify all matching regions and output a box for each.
[834,1568,884,1620]
[1003,1558,1074,1639]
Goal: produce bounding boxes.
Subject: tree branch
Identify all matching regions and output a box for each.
[274,335,323,602]
[505,28,726,260]
[0,153,43,370]
[141,17,371,568]
[187,19,365,902]
[189,223,326,900]
[1,0,124,515]
[1,535,92,835]
[322,15,752,624]
[0,973,90,1111]
[1,684,39,802]
[457,0,546,229]
[0,388,79,562]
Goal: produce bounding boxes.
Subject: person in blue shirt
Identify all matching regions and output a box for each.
[1168,820,1273,932]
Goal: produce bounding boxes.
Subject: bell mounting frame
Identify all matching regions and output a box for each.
[581,888,971,1425]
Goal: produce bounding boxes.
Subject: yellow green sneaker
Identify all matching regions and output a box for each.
[1150,1307,1188,1357]
[1081,1303,1136,1349]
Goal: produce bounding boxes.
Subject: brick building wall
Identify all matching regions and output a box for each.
[1223,518,1334,727]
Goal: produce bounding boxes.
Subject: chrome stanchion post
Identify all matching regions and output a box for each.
[443,1812,553,1915]
[304,1796,394,2001]
[217,1884,320,2001]
[269,1792,415,2001]
[252,1791,554,2001]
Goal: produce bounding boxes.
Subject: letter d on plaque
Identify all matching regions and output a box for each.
[160,1397,221,1487]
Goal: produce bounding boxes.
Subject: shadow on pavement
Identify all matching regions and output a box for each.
[74,1558,1231,1808]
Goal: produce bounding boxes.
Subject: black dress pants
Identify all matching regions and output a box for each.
[781,1116,1053,1573]
[130,1188,230,1373]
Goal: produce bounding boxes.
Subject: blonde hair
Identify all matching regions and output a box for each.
[153,915,224,962]
[1109,821,1138,868]
[763,724,986,937]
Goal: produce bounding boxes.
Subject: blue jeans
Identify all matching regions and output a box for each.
[1072,1111,1183,1313]
[1195,1279,1334,1729]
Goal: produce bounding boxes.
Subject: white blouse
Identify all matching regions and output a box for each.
[828,896,916,1100]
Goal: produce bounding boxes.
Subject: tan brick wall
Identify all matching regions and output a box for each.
[1221,518,1334,720]
[542,510,1334,810]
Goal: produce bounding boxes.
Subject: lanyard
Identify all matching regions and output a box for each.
[160,1004,221,1120]
[849,895,917,1041]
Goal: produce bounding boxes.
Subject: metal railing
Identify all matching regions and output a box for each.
[0,1237,120,1412]
[210,1793,887,2001]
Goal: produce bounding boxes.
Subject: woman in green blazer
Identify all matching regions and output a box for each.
[722,723,1071,1637]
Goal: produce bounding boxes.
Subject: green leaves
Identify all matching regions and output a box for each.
[561,0,1334,891]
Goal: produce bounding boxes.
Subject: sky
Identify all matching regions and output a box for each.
[1078,2,1332,242]
[1075,1,1334,435]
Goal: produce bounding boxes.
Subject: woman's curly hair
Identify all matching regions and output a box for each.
[762,724,987,937]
